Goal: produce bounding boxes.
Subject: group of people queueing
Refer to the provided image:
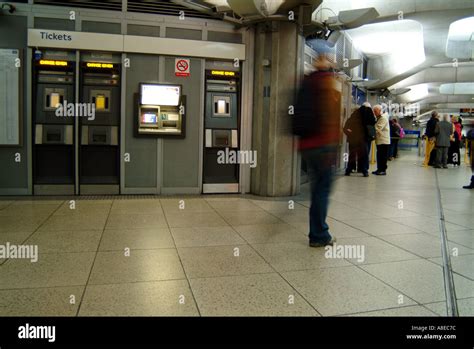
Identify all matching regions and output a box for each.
[343,103,403,177]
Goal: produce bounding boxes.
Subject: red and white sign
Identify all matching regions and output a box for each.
[175,58,190,77]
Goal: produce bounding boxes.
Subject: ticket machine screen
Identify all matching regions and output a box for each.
[140,84,180,106]
[143,113,157,124]
[140,107,160,128]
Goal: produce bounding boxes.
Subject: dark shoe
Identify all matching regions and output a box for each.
[372,170,379,175]
[433,165,441,168]
[363,172,369,177]
[377,171,387,175]
[345,171,351,176]
[463,183,474,189]
[309,237,337,247]
[443,166,448,169]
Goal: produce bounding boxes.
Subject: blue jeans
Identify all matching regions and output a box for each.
[301,146,335,244]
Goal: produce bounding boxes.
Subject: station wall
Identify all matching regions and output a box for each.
[0,15,28,193]
[0,5,248,195]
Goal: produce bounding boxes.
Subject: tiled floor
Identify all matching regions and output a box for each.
[0,151,473,316]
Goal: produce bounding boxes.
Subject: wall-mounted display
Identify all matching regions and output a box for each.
[136,83,185,137]
[0,49,21,146]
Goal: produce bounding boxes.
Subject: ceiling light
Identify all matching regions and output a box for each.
[440,83,474,94]
[347,20,425,74]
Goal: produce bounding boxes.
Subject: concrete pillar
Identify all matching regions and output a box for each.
[251,20,304,197]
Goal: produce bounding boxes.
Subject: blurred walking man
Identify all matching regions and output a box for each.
[294,41,339,247]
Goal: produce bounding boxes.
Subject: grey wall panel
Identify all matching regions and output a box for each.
[0,15,28,189]
[166,27,202,41]
[162,57,201,188]
[127,24,160,37]
[124,53,159,188]
[82,21,121,34]
[207,31,242,44]
[34,17,75,31]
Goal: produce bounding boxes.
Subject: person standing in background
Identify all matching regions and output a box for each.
[343,106,369,177]
[372,105,390,175]
[448,115,462,166]
[463,129,474,189]
[389,118,401,161]
[423,111,439,167]
[361,102,376,174]
[434,114,453,169]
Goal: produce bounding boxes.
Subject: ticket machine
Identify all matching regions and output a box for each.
[32,53,75,195]
[79,58,121,194]
[135,83,185,137]
[202,69,240,193]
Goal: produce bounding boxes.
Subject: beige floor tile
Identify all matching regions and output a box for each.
[160,198,213,212]
[109,199,162,215]
[189,273,318,316]
[178,245,272,278]
[0,252,95,289]
[0,204,58,218]
[361,259,474,304]
[208,199,264,212]
[105,213,168,229]
[252,241,351,272]
[25,229,103,253]
[0,216,46,233]
[165,211,228,228]
[336,236,421,265]
[428,254,474,280]
[100,227,174,251]
[424,298,474,316]
[171,226,245,247]
[282,266,416,316]
[88,249,185,285]
[39,214,108,231]
[0,286,83,316]
[346,218,424,236]
[249,199,307,212]
[233,223,306,244]
[79,280,198,316]
[379,233,473,258]
[218,210,282,226]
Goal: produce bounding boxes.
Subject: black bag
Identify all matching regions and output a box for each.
[366,125,376,141]
[467,129,474,140]
[292,79,317,137]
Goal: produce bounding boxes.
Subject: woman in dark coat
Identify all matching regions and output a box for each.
[343,106,371,177]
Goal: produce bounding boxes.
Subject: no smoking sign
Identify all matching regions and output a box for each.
[175,58,190,77]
